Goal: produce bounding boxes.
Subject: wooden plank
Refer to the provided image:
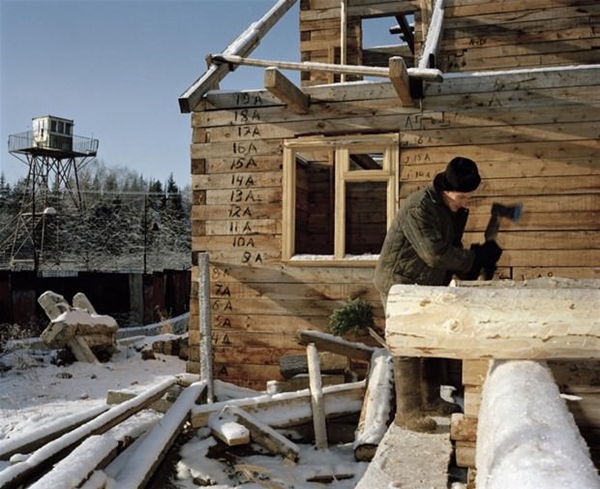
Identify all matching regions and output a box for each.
[27,435,119,489]
[209,415,251,446]
[450,413,478,442]
[307,343,328,449]
[0,405,110,461]
[191,381,366,428]
[386,282,600,360]
[400,175,600,198]
[297,330,376,362]
[354,419,452,489]
[0,377,179,489]
[222,405,300,460]
[512,267,600,280]
[446,0,598,18]
[389,56,414,106]
[445,3,600,29]
[111,382,206,489]
[264,68,310,114]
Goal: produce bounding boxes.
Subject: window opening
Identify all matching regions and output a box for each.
[283,134,399,263]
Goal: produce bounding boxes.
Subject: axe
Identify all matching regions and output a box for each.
[479,202,523,279]
[484,202,523,242]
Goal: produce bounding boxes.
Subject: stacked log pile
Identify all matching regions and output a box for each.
[0,330,398,488]
[385,277,600,488]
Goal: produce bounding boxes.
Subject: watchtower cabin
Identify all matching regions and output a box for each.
[181,0,598,417]
[32,115,75,153]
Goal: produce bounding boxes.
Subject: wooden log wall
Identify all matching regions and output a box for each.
[187,0,599,387]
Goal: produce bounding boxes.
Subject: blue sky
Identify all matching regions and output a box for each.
[0,0,301,188]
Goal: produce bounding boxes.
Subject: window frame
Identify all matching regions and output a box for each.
[282,133,399,266]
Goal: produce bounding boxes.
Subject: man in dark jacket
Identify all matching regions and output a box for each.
[375,156,502,431]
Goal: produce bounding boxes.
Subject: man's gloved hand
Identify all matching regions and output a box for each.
[475,240,503,266]
[471,240,503,280]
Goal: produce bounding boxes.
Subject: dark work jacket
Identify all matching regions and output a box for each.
[374,181,475,296]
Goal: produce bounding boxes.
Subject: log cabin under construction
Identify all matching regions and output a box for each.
[179,0,599,482]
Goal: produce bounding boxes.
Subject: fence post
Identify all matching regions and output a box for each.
[198,252,214,403]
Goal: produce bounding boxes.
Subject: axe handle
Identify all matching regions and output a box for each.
[484,213,501,242]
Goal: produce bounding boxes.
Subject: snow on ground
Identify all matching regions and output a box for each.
[0,337,369,488]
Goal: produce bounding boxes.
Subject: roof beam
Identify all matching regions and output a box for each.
[178,0,298,113]
[264,67,310,114]
[388,57,414,106]
[418,0,446,70]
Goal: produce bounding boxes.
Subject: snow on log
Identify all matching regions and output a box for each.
[222,405,300,461]
[353,348,394,462]
[109,381,206,489]
[208,412,251,446]
[0,404,109,461]
[27,435,119,489]
[191,381,365,429]
[385,283,599,360]
[476,360,600,489]
[0,377,178,489]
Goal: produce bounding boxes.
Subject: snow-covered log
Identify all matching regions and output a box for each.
[0,377,178,489]
[385,283,599,360]
[353,348,394,461]
[109,381,206,489]
[27,435,118,489]
[476,360,600,489]
[208,414,251,446]
[191,380,365,428]
[222,405,300,461]
[0,405,109,461]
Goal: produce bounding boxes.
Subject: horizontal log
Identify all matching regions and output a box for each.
[0,377,178,489]
[0,405,110,461]
[191,381,366,428]
[222,405,300,460]
[385,281,600,360]
[476,360,600,488]
[297,330,376,362]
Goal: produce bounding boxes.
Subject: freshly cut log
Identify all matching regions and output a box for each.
[386,283,599,360]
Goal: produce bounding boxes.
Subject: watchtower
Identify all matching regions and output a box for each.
[5,115,99,271]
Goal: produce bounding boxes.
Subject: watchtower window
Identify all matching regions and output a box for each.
[283,134,399,264]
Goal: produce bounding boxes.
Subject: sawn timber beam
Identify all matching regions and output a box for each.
[264,67,310,114]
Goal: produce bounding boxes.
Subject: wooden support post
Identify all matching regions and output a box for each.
[354,348,395,461]
[264,67,310,114]
[307,343,328,449]
[199,252,214,402]
[389,57,414,106]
